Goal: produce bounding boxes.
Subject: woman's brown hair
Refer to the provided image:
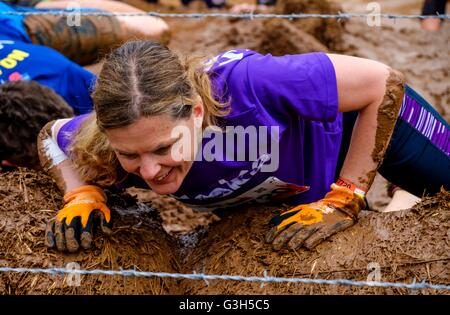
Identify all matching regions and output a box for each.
[69,40,229,185]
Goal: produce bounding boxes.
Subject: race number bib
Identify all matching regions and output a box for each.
[179,177,309,212]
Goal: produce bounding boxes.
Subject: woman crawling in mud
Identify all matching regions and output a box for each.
[38,40,450,253]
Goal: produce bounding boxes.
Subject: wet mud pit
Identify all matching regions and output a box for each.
[1,0,450,294]
[0,171,182,294]
[1,170,449,294]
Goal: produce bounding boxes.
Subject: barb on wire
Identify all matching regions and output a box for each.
[0,11,449,20]
[0,266,449,291]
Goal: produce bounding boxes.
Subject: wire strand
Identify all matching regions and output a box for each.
[0,266,449,291]
[0,11,449,20]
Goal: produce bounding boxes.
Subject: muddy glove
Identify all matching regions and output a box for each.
[45,185,112,252]
[266,181,366,250]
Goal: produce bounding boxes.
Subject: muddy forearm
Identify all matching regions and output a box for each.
[36,0,170,41]
[38,121,86,194]
[339,69,405,190]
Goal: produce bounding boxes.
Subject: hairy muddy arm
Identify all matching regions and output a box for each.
[38,120,112,252]
[36,0,170,39]
[327,54,405,191]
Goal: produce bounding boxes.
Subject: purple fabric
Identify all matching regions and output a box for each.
[56,50,342,211]
[57,114,89,155]
[174,50,341,209]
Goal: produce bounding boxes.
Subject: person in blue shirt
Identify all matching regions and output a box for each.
[0,0,169,65]
[0,40,96,169]
[0,39,96,114]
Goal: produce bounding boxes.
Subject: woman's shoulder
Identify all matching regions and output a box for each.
[207,49,331,85]
[56,114,90,133]
[205,49,256,73]
[55,114,91,153]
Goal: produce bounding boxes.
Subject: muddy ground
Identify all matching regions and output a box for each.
[1,170,449,294]
[0,0,449,294]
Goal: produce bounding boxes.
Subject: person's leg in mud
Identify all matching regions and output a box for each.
[378,85,450,198]
[421,0,447,31]
[23,0,169,65]
[382,183,421,212]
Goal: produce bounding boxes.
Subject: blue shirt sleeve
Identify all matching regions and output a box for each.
[62,63,96,115]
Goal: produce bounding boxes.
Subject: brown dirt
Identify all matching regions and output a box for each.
[0,170,182,294]
[340,16,450,123]
[170,18,329,56]
[1,0,449,294]
[182,190,450,294]
[126,187,220,235]
[276,0,346,51]
[1,170,449,294]
[126,0,333,56]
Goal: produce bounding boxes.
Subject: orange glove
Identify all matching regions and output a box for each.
[45,185,112,252]
[266,182,366,250]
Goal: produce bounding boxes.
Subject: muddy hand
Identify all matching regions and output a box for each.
[45,185,112,252]
[266,183,366,250]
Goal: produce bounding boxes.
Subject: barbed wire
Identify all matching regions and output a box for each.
[0,11,449,20]
[1,266,449,291]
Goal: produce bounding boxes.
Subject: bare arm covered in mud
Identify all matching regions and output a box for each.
[326,54,405,191]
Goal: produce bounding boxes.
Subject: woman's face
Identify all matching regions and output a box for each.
[105,103,204,195]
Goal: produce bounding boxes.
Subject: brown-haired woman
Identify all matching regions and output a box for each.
[38,41,450,253]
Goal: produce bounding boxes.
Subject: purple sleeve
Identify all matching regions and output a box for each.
[243,52,339,122]
[56,114,89,155]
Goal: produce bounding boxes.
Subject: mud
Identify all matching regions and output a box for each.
[126,0,332,56]
[1,169,449,294]
[0,170,182,294]
[182,190,450,294]
[364,69,406,186]
[276,0,346,51]
[126,187,220,235]
[1,0,450,295]
[340,16,450,123]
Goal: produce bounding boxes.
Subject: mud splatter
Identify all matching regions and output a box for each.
[372,69,405,166]
[358,69,406,187]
